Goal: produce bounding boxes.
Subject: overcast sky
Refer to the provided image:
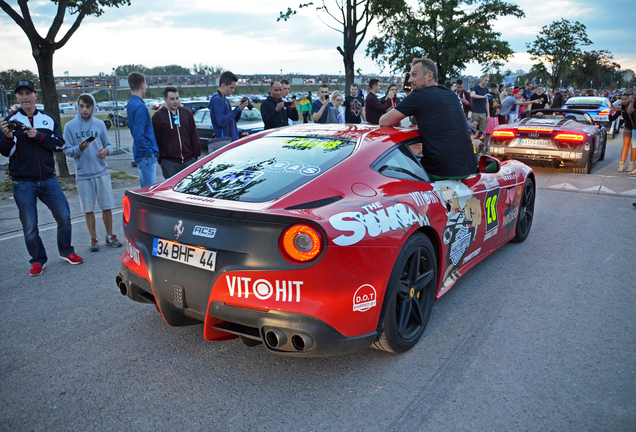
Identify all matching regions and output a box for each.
[1,0,634,79]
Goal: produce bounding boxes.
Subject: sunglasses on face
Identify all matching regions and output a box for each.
[172,114,179,125]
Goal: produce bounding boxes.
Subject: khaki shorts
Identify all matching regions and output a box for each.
[471,112,488,131]
[77,173,114,213]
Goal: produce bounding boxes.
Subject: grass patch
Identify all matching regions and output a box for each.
[110,170,136,179]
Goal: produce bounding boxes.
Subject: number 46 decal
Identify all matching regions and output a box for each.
[485,188,499,232]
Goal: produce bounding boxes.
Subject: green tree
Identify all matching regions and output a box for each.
[278,1,375,94]
[1,0,132,177]
[147,65,192,75]
[0,69,39,90]
[366,0,524,85]
[114,64,148,76]
[569,50,620,89]
[526,19,592,91]
[193,64,225,76]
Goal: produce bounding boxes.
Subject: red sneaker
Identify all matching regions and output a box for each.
[29,263,45,277]
[59,253,84,265]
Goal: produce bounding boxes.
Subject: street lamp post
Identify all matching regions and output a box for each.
[205,68,209,100]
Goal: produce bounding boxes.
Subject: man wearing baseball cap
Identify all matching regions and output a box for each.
[0,80,83,277]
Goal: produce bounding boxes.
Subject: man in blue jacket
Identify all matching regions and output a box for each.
[0,80,83,276]
[127,72,159,187]
[208,71,249,143]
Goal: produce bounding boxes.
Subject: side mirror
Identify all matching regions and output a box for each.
[479,155,501,174]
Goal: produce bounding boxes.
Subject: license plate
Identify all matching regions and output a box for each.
[152,237,217,271]
[519,138,550,147]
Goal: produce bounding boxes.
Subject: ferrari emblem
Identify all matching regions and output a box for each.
[410,288,415,298]
[174,220,184,240]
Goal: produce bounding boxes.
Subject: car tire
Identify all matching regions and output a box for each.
[373,232,437,353]
[512,178,535,243]
[599,136,606,161]
[572,144,592,174]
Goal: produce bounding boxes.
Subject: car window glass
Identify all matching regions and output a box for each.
[241,109,262,122]
[193,110,204,123]
[173,136,356,202]
[373,143,429,182]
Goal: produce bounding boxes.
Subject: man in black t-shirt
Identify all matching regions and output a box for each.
[343,83,365,123]
[379,58,477,180]
[528,86,550,116]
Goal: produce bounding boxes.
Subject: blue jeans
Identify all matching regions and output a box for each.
[13,176,74,264]
[137,155,157,188]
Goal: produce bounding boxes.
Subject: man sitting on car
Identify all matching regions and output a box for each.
[379,57,477,181]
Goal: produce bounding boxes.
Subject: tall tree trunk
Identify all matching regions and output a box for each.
[32,43,70,177]
[341,0,356,95]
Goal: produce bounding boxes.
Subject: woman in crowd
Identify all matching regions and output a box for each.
[326,91,345,124]
[610,93,636,172]
[380,83,400,107]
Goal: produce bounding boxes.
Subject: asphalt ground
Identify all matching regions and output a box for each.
[0,130,635,431]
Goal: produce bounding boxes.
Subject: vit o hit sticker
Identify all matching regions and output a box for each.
[353,284,377,312]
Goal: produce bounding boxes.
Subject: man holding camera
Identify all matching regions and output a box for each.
[1,80,83,276]
[208,71,249,144]
[312,83,333,124]
[281,79,298,126]
[261,81,298,130]
[152,86,201,178]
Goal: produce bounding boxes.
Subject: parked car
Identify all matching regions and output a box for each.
[181,101,209,113]
[59,103,75,114]
[193,108,265,148]
[562,96,620,139]
[116,123,535,356]
[490,108,606,174]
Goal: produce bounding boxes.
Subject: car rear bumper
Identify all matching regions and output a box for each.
[207,301,377,357]
[490,145,589,167]
[116,264,377,356]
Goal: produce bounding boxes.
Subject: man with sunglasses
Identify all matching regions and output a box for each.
[127,72,159,187]
[152,86,201,179]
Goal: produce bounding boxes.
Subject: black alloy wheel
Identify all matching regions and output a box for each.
[374,233,437,353]
[512,178,535,243]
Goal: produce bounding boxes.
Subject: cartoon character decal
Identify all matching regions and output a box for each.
[432,182,482,289]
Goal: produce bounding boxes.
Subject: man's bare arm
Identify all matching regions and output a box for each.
[379,108,406,127]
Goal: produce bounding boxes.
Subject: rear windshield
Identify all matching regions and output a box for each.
[173,136,355,202]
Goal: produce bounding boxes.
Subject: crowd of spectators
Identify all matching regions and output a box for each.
[3,68,635,276]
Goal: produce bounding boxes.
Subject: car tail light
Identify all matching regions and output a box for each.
[280,224,323,263]
[492,130,515,138]
[597,110,610,116]
[554,133,585,141]
[518,127,553,132]
[123,195,131,225]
